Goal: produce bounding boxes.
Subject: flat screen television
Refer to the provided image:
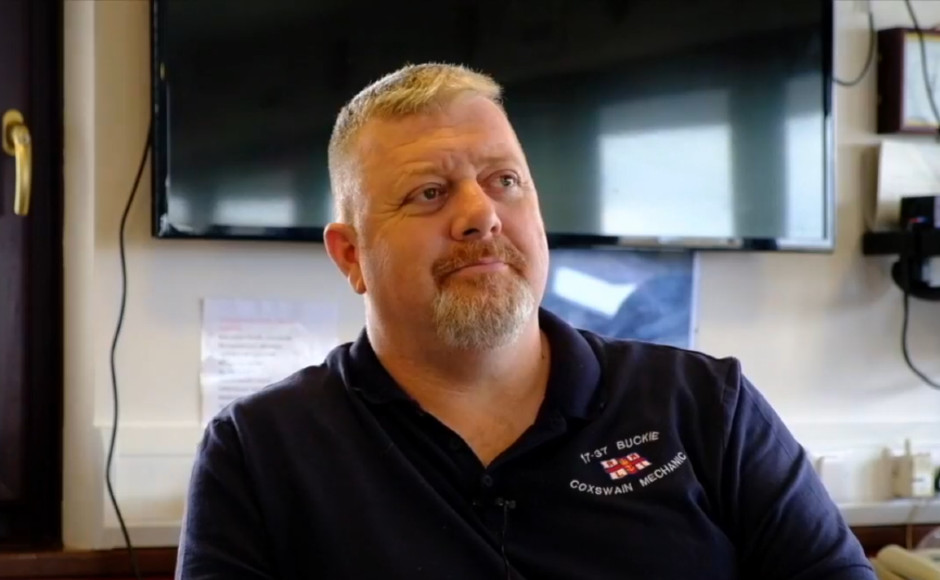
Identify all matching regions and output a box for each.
[150,0,835,251]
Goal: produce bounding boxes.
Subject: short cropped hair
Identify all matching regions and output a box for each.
[327,63,503,226]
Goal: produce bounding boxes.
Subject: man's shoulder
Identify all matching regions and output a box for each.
[581,329,741,383]
[209,346,351,431]
[575,328,746,414]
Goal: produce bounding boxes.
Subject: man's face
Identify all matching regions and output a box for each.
[348,95,549,349]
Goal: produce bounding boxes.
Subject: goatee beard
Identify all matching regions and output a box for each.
[432,272,536,350]
[430,237,536,350]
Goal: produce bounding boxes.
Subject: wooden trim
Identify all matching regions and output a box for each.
[20,0,65,549]
[0,548,176,578]
[852,524,940,556]
[0,0,31,509]
[0,523,935,577]
[0,0,64,550]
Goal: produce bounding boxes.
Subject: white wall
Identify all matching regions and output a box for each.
[699,0,940,478]
[62,0,940,549]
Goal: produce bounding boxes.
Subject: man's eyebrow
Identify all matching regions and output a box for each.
[392,152,521,186]
[392,163,439,186]
[389,163,442,195]
[397,163,440,179]
[473,152,521,167]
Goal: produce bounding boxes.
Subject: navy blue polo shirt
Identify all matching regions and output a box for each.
[176,309,875,579]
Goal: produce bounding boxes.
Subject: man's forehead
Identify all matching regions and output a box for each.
[357,124,520,174]
[357,98,513,152]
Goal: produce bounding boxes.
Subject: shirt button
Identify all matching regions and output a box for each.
[481,474,494,488]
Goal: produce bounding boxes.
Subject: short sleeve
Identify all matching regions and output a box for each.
[719,363,876,580]
[175,417,276,580]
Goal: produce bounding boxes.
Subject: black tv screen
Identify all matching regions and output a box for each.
[151,0,834,251]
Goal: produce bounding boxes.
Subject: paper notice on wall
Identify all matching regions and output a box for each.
[200,298,338,424]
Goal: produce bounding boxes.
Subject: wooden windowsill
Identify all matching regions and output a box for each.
[0,547,176,578]
[0,523,936,578]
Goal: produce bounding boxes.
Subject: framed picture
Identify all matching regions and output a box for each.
[877,27,940,134]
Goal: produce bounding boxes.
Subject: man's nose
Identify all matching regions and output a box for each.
[449,181,502,241]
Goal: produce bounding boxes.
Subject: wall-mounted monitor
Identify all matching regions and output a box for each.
[151,0,835,251]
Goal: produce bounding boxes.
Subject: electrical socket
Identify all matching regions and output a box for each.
[891,439,936,499]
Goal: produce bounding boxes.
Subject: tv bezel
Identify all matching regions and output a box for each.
[149,0,836,253]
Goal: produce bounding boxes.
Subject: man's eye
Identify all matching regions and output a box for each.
[414,186,445,203]
[496,174,519,188]
[421,187,442,200]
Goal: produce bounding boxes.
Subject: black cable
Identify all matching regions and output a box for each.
[904,0,940,138]
[901,282,940,390]
[897,0,940,391]
[834,10,876,87]
[107,120,153,580]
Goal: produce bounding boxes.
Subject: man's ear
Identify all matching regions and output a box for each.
[324,222,367,295]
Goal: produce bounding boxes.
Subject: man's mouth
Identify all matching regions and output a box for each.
[432,240,527,283]
[451,258,508,276]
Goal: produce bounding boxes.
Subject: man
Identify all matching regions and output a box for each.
[176,63,875,579]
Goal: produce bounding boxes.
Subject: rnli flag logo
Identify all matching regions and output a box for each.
[600,453,652,480]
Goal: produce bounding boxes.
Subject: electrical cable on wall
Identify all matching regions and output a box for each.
[834,10,875,87]
[901,283,940,390]
[898,0,940,391]
[107,120,153,580]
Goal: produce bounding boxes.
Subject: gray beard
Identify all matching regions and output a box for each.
[431,272,536,350]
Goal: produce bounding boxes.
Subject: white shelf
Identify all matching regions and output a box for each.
[840,499,940,527]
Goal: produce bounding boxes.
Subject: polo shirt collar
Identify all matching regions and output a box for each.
[342,307,604,420]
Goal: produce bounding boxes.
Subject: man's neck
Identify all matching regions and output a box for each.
[367,315,551,463]
[369,315,547,398]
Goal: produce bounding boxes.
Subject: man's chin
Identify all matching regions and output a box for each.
[431,284,537,350]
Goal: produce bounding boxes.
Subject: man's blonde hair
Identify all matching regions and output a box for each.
[327,63,504,226]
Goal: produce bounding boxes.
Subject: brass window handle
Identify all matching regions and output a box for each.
[2,109,32,216]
